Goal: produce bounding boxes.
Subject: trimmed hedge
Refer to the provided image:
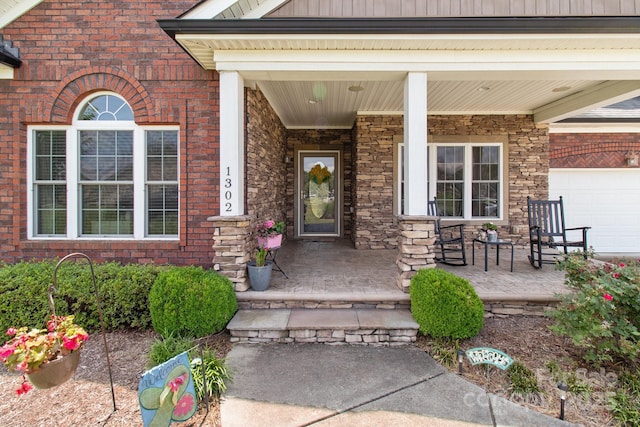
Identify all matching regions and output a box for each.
[0,260,164,338]
[410,268,484,339]
[149,266,237,338]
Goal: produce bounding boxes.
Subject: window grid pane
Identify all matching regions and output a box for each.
[80,130,133,182]
[81,184,134,235]
[436,146,464,216]
[34,131,67,236]
[146,130,178,236]
[472,146,500,218]
[36,184,67,235]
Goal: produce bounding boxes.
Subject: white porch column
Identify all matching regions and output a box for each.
[219,71,245,216]
[403,72,428,215]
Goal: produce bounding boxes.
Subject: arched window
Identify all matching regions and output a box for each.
[28,92,179,239]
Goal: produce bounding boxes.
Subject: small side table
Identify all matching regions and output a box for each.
[266,246,289,279]
[472,238,514,272]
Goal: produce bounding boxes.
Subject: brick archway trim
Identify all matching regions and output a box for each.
[49,66,152,123]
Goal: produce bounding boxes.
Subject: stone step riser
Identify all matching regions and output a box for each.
[230,328,417,346]
[238,301,410,310]
[227,308,419,346]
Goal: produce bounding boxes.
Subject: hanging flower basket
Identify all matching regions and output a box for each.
[27,349,81,389]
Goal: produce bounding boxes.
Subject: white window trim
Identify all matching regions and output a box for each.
[396,141,504,221]
[428,142,503,221]
[27,93,180,240]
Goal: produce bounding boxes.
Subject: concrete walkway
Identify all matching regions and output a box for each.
[221,344,577,427]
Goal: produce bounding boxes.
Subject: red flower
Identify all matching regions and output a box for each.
[16,379,32,396]
[6,328,16,336]
[619,263,626,268]
[603,293,613,301]
[173,394,195,418]
[612,272,620,279]
[0,345,15,359]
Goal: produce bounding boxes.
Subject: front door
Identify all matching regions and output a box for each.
[296,151,341,237]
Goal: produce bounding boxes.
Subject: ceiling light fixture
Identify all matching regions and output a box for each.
[348,85,364,92]
[477,86,491,92]
[308,99,318,104]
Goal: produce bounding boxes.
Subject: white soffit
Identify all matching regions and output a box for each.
[0,0,42,28]
[0,63,13,79]
[182,0,287,19]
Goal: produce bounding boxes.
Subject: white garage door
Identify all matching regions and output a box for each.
[549,169,640,255]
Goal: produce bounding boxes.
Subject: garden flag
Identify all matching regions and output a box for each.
[138,351,197,426]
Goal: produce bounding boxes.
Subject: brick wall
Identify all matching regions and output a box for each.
[0,0,221,266]
[353,114,549,248]
[550,133,640,168]
[286,129,353,238]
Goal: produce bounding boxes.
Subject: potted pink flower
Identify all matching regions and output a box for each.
[1,314,89,394]
[256,219,285,249]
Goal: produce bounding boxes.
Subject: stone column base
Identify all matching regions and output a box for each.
[208,215,252,292]
[396,215,437,293]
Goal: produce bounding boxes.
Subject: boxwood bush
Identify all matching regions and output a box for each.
[410,268,484,339]
[149,266,237,338]
[0,259,163,337]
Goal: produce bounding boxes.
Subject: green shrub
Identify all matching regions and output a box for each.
[0,259,163,338]
[149,266,237,338]
[410,268,484,339]
[549,255,640,366]
[508,361,542,394]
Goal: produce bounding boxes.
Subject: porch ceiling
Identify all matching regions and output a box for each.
[160,17,640,129]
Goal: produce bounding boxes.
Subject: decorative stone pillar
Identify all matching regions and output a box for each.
[209,215,252,292]
[396,215,437,293]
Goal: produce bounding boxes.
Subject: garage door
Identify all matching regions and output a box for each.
[549,169,640,254]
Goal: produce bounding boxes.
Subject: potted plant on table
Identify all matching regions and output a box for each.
[483,222,499,242]
[256,219,285,249]
[247,246,273,291]
[1,314,89,395]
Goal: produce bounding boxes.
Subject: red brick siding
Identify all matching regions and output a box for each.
[0,0,221,266]
[550,133,640,168]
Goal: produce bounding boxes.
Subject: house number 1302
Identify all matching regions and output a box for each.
[224,167,233,212]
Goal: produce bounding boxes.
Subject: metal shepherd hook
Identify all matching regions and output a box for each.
[49,253,117,413]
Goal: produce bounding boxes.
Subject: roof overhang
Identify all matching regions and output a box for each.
[158,16,640,127]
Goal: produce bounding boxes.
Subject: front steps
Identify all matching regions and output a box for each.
[227,308,419,346]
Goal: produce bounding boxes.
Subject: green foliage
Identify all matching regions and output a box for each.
[149,266,237,338]
[546,361,592,399]
[609,369,640,426]
[146,335,233,404]
[410,268,484,339]
[147,332,195,369]
[549,255,640,366]
[425,337,459,369]
[0,260,163,338]
[507,361,542,394]
[255,247,267,267]
[190,349,233,400]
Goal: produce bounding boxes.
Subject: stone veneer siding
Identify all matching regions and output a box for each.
[353,114,550,249]
[209,216,252,291]
[286,129,353,238]
[396,216,437,292]
[550,133,640,168]
[246,88,288,228]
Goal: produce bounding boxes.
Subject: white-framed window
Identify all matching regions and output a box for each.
[27,92,179,240]
[398,142,503,220]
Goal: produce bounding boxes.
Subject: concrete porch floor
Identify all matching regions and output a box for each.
[244,238,569,303]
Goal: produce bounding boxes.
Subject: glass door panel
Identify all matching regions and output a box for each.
[298,151,340,236]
